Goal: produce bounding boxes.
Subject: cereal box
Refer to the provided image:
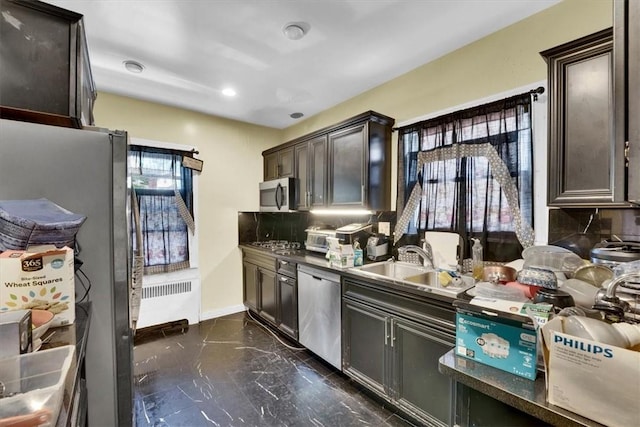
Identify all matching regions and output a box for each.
[0,246,75,327]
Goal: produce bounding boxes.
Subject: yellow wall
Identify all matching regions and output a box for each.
[93,92,282,317]
[93,0,612,316]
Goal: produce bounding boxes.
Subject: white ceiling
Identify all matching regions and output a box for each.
[48,0,560,129]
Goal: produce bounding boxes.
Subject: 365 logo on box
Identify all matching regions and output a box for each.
[21,256,43,272]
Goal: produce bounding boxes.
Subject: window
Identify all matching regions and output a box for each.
[396,92,535,261]
[129,145,195,274]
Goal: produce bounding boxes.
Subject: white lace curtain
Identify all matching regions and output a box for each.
[395,93,535,261]
[129,146,194,274]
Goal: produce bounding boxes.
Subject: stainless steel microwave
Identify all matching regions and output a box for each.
[259,177,296,212]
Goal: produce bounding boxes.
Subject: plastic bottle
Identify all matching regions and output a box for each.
[353,239,364,266]
[471,238,483,281]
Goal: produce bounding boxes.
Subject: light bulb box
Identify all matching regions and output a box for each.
[0,246,75,327]
[541,317,640,427]
[454,299,540,380]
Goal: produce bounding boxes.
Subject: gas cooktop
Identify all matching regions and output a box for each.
[249,240,302,255]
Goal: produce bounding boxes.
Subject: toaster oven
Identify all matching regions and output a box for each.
[304,227,336,253]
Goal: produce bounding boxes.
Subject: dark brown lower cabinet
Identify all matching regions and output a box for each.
[393,318,455,426]
[242,261,259,312]
[258,267,277,324]
[342,279,456,427]
[242,249,277,324]
[276,272,297,340]
[242,248,298,341]
[454,383,550,427]
[342,277,550,427]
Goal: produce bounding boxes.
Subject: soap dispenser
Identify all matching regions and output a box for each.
[471,238,483,280]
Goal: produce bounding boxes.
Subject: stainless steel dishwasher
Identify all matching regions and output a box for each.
[297,264,342,370]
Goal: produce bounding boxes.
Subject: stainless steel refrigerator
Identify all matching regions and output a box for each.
[0,118,133,426]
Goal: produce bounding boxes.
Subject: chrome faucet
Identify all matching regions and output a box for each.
[397,244,434,269]
[594,272,640,318]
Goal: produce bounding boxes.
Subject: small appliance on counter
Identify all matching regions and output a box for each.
[335,223,372,248]
[304,227,336,254]
[366,234,389,261]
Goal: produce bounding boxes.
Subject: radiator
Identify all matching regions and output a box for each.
[135,274,201,329]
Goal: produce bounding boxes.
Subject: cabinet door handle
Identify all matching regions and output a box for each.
[390,319,395,347]
[384,318,389,346]
[281,261,288,265]
[280,276,288,283]
[361,184,365,202]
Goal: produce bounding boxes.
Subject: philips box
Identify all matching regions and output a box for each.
[454,300,538,380]
[0,246,75,327]
[541,319,640,427]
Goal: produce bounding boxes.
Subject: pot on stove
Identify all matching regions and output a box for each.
[590,240,640,267]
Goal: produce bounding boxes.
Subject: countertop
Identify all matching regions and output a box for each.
[438,349,605,427]
[39,302,92,427]
[240,244,464,305]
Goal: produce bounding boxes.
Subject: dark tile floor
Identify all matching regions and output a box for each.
[133,312,419,427]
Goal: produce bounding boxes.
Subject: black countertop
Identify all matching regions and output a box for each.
[39,302,91,427]
[438,349,605,427]
[240,244,463,305]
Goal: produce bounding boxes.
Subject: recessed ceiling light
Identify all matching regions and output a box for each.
[222,88,237,97]
[283,22,310,40]
[290,112,304,119]
[123,60,144,73]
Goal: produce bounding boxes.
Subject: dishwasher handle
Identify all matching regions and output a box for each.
[298,264,340,283]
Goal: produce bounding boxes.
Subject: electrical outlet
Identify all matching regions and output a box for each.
[378,222,390,236]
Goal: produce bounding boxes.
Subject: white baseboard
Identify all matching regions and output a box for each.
[200,304,245,321]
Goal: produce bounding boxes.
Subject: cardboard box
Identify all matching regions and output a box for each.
[542,318,640,427]
[468,297,553,327]
[455,300,539,380]
[0,246,75,327]
[327,237,355,268]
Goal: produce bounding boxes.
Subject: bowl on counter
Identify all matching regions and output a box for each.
[522,245,584,276]
[533,288,575,312]
[31,309,54,341]
[517,267,558,289]
[573,263,613,287]
[482,265,517,284]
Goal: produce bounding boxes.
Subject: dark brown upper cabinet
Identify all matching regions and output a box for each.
[294,135,327,210]
[541,28,625,206]
[263,111,394,211]
[542,1,639,207]
[263,146,294,181]
[623,0,640,204]
[0,0,96,128]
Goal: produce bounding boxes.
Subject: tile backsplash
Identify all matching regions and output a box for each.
[548,208,640,258]
[238,211,397,244]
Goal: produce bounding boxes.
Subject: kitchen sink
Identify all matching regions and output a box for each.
[350,261,473,297]
[354,261,428,279]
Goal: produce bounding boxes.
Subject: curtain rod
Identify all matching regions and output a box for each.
[130,144,199,157]
[528,86,545,101]
[392,85,545,132]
